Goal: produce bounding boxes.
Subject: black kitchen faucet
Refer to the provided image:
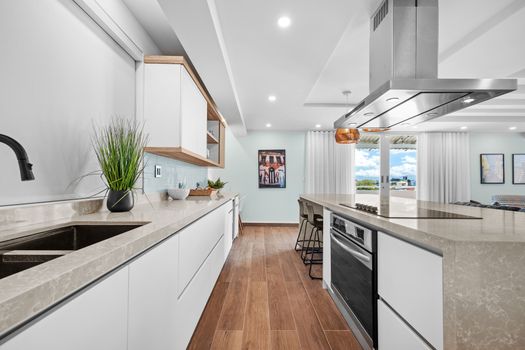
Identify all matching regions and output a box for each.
[0,134,35,181]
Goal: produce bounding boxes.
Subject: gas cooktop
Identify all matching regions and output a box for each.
[339,202,482,219]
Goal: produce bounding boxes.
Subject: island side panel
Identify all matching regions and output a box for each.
[453,241,525,350]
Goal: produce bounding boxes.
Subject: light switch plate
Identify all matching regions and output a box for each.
[154,165,162,178]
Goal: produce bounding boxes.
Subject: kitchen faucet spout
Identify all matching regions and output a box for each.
[0,134,35,181]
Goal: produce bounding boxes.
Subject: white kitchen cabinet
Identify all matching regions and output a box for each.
[128,234,179,350]
[224,200,234,260]
[2,267,129,350]
[378,299,432,350]
[143,62,207,158]
[2,202,233,350]
[322,208,332,289]
[178,205,226,296]
[233,196,240,239]
[378,231,443,350]
[175,236,225,349]
[180,66,207,158]
[143,63,182,149]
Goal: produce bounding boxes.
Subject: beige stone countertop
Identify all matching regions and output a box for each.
[0,193,236,338]
[301,193,525,350]
[301,193,525,246]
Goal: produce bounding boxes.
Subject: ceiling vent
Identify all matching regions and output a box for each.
[373,0,389,31]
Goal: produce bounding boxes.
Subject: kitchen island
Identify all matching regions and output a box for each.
[301,193,525,350]
[0,193,238,349]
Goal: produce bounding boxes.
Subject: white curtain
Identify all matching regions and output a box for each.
[417,132,470,203]
[305,131,355,194]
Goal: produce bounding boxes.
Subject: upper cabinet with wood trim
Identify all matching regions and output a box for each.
[143,56,225,168]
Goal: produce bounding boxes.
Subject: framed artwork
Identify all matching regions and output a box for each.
[512,154,525,184]
[258,149,286,188]
[480,153,505,184]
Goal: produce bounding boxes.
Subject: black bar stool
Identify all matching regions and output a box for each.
[301,202,323,280]
[294,199,308,251]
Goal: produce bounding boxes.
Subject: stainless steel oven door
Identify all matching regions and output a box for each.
[331,229,374,346]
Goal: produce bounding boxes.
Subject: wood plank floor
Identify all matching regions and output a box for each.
[188,226,362,350]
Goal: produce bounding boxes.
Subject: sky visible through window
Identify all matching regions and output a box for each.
[355,148,417,186]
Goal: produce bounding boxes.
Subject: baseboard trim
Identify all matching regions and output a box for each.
[244,222,299,227]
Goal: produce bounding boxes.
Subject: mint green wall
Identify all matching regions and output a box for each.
[143,153,208,193]
[209,130,305,223]
[470,133,525,203]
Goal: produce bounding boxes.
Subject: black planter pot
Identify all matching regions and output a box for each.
[107,189,134,212]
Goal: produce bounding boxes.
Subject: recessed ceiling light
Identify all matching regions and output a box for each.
[364,112,375,116]
[386,97,399,102]
[315,124,321,128]
[460,126,468,130]
[349,123,357,127]
[509,126,517,130]
[427,112,438,117]
[268,95,276,102]
[277,16,291,28]
[463,98,475,104]
[266,123,272,128]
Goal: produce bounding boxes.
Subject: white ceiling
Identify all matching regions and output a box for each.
[122,0,185,55]
[124,0,525,134]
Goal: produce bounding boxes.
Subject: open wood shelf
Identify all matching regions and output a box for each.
[207,132,219,144]
[207,104,221,122]
[145,147,221,168]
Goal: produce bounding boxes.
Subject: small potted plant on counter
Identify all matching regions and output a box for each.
[93,117,148,212]
[208,177,227,195]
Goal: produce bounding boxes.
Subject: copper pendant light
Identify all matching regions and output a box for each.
[361,127,391,133]
[335,90,361,144]
[335,128,360,144]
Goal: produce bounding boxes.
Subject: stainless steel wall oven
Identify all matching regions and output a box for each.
[330,213,377,350]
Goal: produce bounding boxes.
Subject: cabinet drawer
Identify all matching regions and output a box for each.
[178,205,225,296]
[378,299,432,350]
[378,232,443,350]
[2,268,129,350]
[176,236,225,349]
[128,234,179,350]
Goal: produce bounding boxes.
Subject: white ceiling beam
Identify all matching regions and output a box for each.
[439,0,525,63]
[156,0,246,135]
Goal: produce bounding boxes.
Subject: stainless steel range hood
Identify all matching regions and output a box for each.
[334,0,517,129]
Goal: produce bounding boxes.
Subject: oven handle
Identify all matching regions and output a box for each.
[331,230,371,263]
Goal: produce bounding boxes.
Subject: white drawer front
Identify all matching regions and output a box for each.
[378,232,443,350]
[176,236,225,349]
[2,268,129,350]
[178,205,225,295]
[128,234,179,350]
[378,299,432,350]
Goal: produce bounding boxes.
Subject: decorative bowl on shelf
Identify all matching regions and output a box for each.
[168,188,190,200]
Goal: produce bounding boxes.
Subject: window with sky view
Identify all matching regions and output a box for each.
[355,136,416,193]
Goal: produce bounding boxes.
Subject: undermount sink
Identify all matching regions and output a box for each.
[0,224,144,279]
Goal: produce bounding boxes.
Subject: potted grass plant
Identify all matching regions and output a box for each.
[92,117,148,212]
